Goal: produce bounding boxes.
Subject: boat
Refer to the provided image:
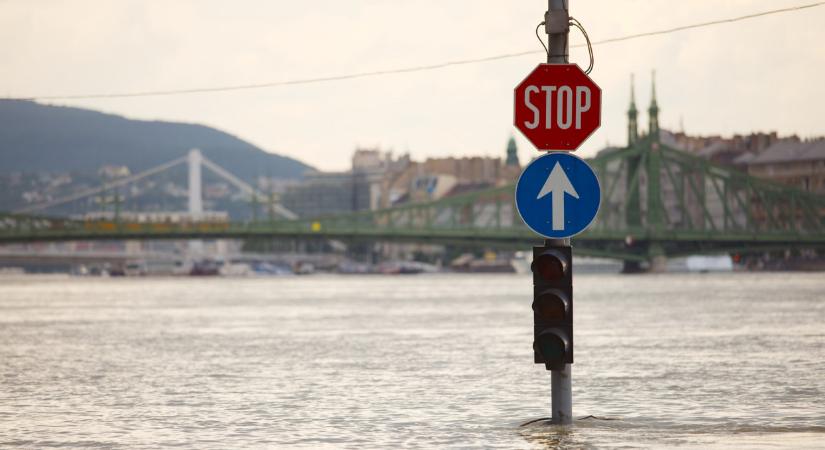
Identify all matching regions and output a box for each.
[250,261,293,276]
[510,251,532,274]
[190,259,221,276]
[510,251,622,274]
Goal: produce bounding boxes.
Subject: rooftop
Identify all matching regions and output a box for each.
[750,139,825,165]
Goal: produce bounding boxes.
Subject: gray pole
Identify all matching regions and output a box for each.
[545,236,573,424]
[546,0,573,425]
[546,0,569,65]
[551,359,573,425]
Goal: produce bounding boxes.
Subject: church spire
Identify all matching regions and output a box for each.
[648,70,660,138]
[627,73,638,146]
[505,135,519,167]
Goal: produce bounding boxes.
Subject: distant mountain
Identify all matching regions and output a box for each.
[0,100,313,179]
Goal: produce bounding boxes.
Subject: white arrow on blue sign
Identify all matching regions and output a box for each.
[516,152,601,239]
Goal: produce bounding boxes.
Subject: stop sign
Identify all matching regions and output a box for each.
[514,64,601,151]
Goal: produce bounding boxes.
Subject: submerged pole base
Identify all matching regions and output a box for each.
[551,364,572,424]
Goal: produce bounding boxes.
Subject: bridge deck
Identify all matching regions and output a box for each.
[2,138,824,262]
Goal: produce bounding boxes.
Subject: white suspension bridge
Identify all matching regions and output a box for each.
[4,150,304,269]
[14,149,298,220]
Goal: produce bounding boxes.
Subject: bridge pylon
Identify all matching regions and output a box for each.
[188,148,204,219]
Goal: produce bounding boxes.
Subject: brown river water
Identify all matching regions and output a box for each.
[1,273,823,448]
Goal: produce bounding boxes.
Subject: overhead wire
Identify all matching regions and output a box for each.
[5,1,823,101]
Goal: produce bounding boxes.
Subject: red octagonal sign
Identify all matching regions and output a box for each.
[514,64,601,151]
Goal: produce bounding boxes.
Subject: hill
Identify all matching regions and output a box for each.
[0,100,312,179]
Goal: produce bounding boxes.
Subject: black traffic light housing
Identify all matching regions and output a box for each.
[532,243,573,371]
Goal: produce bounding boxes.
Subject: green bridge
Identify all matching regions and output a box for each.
[2,83,824,270]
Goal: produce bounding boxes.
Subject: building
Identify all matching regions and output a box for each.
[380,155,521,206]
[280,171,373,218]
[351,148,384,171]
[281,140,523,217]
[665,131,785,168]
[747,139,825,193]
[98,165,131,179]
[654,121,823,195]
[617,73,823,194]
[281,148,412,218]
[352,148,411,211]
[380,141,522,207]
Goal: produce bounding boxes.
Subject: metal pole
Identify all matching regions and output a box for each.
[551,364,572,423]
[546,0,569,65]
[545,237,572,424]
[547,0,573,425]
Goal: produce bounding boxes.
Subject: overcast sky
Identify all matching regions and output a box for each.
[2,0,823,172]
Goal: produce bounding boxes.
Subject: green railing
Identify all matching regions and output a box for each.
[2,138,824,262]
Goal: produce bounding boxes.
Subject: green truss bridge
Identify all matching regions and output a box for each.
[2,80,824,270]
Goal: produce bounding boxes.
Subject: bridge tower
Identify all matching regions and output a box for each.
[648,70,660,137]
[623,75,643,272]
[646,70,667,272]
[187,148,205,256]
[622,71,668,273]
[627,74,638,146]
[188,148,204,219]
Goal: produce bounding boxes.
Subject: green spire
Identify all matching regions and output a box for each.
[628,73,638,145]
[505,135,519,166]
[648,70,660,137]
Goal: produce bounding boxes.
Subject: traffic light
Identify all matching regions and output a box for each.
[532,243,573,371]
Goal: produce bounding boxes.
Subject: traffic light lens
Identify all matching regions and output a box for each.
[536,334,565,361]
[533,254,565,280]
[534,294,566,321]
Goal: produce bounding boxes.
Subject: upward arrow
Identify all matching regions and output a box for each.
[537,162,579,231]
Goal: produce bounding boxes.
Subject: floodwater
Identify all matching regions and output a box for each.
[0,273,823,449]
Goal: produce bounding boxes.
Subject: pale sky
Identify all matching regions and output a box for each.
[2,0,823,172]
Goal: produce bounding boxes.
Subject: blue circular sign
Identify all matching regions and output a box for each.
[516,152,601,239]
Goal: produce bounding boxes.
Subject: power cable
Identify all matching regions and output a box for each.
[569,17,593,74]
[536,21,549,60]
[5,1,823,101]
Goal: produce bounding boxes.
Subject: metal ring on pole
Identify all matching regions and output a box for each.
[569,17,594,74]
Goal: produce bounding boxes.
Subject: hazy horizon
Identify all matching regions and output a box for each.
[2,0,823,171]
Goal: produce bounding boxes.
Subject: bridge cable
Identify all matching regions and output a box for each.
[199,155,298,219]
[13,156,187,213]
